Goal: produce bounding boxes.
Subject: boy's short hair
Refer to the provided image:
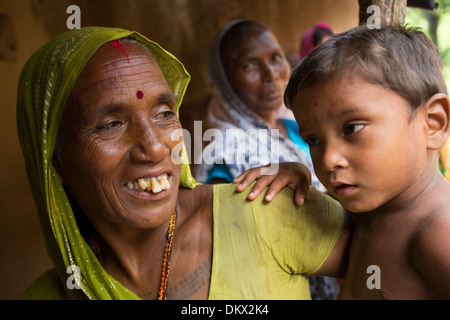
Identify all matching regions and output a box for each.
[285,24,447,112]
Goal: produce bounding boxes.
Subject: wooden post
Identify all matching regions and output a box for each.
[359,0,407,26]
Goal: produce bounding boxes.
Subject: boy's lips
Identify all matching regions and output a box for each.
[331,181,357,197]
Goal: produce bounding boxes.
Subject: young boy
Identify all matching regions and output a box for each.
[282,24,450,299]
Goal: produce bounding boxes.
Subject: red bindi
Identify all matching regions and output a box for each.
[136,90,144,99]
[107,40,129,61]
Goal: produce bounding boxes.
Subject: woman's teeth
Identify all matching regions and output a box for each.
[125,174,170,193]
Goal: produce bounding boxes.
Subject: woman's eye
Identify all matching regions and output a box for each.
[343,123,364,136]
[271,53,282,61]
[159,110,176,119]
[97,121,121,131]
[243,62,257,70]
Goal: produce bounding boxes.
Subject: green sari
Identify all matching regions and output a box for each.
[17,27,200,299]
[440,138,450,181]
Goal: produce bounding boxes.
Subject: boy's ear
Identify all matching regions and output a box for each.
[425,93,450,150]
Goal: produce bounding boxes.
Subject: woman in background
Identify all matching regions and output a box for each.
[300,21,335,60]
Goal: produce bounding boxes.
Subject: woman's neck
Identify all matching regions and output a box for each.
[258,110,277,128]
[257,110,289,138]
[91,218,170,294]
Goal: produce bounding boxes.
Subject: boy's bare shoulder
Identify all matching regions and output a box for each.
[410,187,450,298]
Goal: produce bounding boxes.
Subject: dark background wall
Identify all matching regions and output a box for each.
[0,0,359,299]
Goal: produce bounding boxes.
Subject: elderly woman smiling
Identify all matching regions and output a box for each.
[17,27,350,300]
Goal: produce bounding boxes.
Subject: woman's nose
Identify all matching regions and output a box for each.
[129,120,169,163]
[262,63,279,81]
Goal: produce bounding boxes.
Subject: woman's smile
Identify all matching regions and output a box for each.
[125,173,171,193]
[123,172,173,201]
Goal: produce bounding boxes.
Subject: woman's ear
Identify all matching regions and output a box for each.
[425,93,450,150]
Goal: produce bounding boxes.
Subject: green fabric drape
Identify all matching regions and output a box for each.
[17,27,200,299]
[440,138,450,180]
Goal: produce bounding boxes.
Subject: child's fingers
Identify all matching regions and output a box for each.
[263,177,289,201]
[233,170,250,184]
[247,175,277,200]
[294,183,309,206]
[235,167,267,192]
[234,172,252,192]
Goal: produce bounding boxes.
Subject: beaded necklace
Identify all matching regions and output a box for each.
[158,207,177,300]
[89,208,178,300]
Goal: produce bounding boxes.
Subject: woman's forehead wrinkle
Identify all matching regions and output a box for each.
[76,52,157,95]
[70,48,176,118]
[90,55,153,77]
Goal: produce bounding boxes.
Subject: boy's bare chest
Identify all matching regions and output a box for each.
[338,225,437,300]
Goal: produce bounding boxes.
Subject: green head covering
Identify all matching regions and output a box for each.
[17,27,200,299]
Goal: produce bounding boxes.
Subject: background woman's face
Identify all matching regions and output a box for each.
[229,29,291,115]
[55,42,182,231]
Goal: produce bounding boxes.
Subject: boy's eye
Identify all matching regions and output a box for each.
[304,136,320,147]
[343,123,364,136]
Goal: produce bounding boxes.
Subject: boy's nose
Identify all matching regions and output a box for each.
[321,143,348,172]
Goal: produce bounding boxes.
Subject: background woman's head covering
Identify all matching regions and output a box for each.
[300,21,334,59]
[17,26,199,299]
[207,19,261,125]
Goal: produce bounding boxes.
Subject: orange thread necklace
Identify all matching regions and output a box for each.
[158,207,177,300]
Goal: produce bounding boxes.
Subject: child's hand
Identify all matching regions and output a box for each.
[233,162,312,206]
